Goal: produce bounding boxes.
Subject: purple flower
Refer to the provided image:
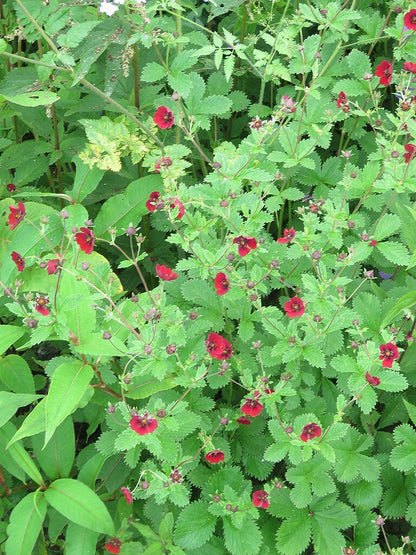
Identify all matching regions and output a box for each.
[379,271,393,280]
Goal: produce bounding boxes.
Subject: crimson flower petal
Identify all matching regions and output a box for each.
[153,106,174,129]
[156,264,178,281]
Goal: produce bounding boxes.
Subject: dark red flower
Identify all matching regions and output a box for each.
[8,202,26,230]
[46,259,60,275]
[404,9,416,31]
[379,343,399,368]
[337,91,347,108]
[264,388,275,394]
[375,60,393,86]
[153,106,174,129]
[205,332,233,360]
[284,297,305,318]
[105,538,122,554]
[300,423,322,442]
[233,236,257,257]
[154,157,172,173]
[205,450,224,464]
[156,264,178,281]
[277,227,296,244]
[252,490,269,509]
[237,416,251,425]
[121,487,133,504]
[75,227,95,254]
[11,251,25,272]
[130,413,158,435]
[35,295,50,316]
[214,272,230,295]
[169,198,185,220]
[369,240,377,247]
[241,398,264,417]
[404,144,416,163]
[146,191,162,212]
[250,118,263,130]
[365,371,381,386]
[170,469,182,483]
[7,183,15,192]
[404,62,416,73]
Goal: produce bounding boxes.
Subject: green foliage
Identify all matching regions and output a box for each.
[1,0,416,554]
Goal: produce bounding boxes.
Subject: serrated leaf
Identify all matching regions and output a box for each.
[44,479,114,535]
[141,62,167,82]
[276,511,311,555]
[377,241,409,266]
[223,517,261,555]
[174,502,217,549]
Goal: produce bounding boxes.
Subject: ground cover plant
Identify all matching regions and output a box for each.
[1,0,416,553]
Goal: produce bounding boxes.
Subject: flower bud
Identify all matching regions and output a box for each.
[144,345,153,355]
[189,312,198,320]
[103,331,112,340]
[157,409,166,418]
[212,494,221,502]
[27,318,38,329]
[126,226,136,235]
[391,150,400,158]
[220,200,229,207]
[107,405,115,413]
[141,481,149,490]
[220,417,229,426]
[312,250,321,260]
[166,344,176,354]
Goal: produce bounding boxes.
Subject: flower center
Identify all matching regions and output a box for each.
[384,69,391,77]
[208,341,216,350]
[385,349,392,358]
[141,418,148,425]
[292,303,299,311]
[412,15,416,23]
[239,238,247,247]
[260,493,268,501]
[163,114,171,121]
[84,234,92,243]
[222,280,228,288]
[36,296,48,307]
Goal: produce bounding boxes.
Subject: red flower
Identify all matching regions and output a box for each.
[121,487,133,504]
[241,398,264,417]
[365,371,381,386]
[404,62,416,73]
[35,295,50,316]
[11,251,25,272]
[205,332,233,360]
[252,490,269,509]
[379,343,399,368]
[233,236,257,257]
[7,183,15,192]
[8,202,26,230]
[277,227,296,244]
[169,198,185,220]
[156,264,178,281]
[105,538,122,554]
[375,60,393,86]
[300,423,322,442]
[336,91,347,108]
[153,106,174,129]
[75,227,95,254]
[237,416,251,425]
[404,144,416,163]
[130,413,158,435]
[46,259,60,275]
[154,157,172,173]
[404,9,416,31]
[264,388,275,394]
[205,450,224,464]
[369,240,377,247]
[146,191,162,212]
[214,272,230,295]
[284,297,305,318]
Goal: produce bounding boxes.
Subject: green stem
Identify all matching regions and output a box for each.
[133,44,140,110]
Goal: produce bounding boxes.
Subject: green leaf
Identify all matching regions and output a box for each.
[378,370,407,392]
[373,213,401,241]
[174,502,217,549]
[125,375,176,399]
[65,522,99,555]
[0,355,35,394]
[68,156,104,203]
[159,513,174,541]
[94,175,161,238]
[0,422,44,485]
[4,91,60,106]
[377,241,409,266]
[73,333,127,356]
[223,517,261,555]
[0,325,25,356]
[32,417,75,480]
[141,62,167,82]
[5,492,47,555]
[45,360,94,447]
[7,398,47,446]
[403,399,416,427]
[0,392,41,428]
[346,49,371,79]
[391,424,416,471]
[381,291,416,327]
[198,95,232,116]
[276,510,311,555]
[44,478,114,535]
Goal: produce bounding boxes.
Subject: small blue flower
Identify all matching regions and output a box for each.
[379,271,393,279]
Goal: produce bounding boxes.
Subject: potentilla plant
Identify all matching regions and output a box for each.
[1,1,416,554]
